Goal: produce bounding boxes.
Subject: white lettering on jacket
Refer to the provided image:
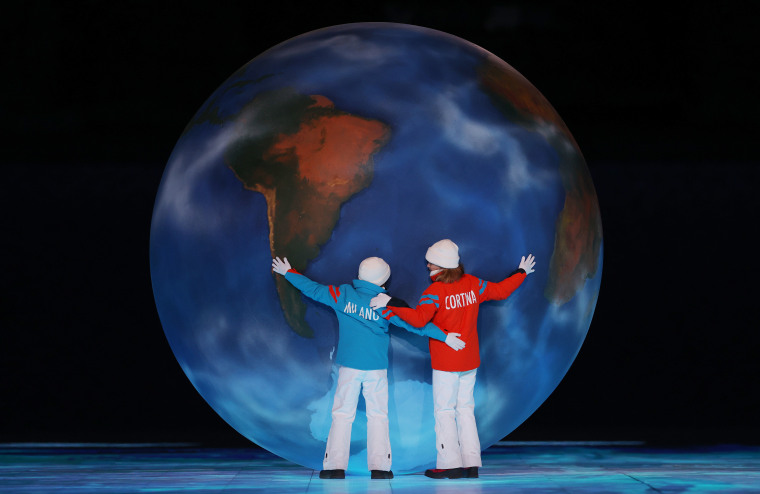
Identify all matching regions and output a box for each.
[344,302,380,321]
[359,306,380,321]
[445,290,477,310]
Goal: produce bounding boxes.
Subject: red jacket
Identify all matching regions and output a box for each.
[384,270,526,372]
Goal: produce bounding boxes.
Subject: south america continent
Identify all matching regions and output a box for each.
[225,88,391,337]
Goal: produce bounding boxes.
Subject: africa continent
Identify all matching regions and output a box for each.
[225,88,391,337]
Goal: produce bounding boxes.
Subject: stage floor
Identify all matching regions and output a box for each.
[2,442,759,493]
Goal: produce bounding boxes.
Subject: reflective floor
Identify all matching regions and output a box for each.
[2,441,759,493]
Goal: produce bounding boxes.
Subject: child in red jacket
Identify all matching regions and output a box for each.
[371,239,535,479]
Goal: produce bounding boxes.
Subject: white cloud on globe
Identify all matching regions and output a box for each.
[435,90,501,156]
[268,33,398,66]
[155,126,241,234]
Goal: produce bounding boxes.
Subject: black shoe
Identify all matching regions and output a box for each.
[464,466,479,478]
[424,468,464,479]
[319,469,345,479]
[371,470,394,479]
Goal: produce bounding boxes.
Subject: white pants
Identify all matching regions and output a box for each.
[432,368,482,469]
[323,366,391,471]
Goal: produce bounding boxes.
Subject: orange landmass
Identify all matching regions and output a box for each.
[226,91,391,336]
[546,177,602,304]
[262,100,390,253]
[267,115,389,198]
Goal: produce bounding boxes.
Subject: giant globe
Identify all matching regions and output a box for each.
[150,23,602,474]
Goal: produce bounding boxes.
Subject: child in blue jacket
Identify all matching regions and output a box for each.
[272,256,465,479]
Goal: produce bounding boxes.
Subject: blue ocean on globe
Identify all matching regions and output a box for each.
[150,23,602,474]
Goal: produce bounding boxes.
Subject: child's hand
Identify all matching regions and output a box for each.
[370,293,391,309]
[272,257,292,275]
[445,332,465,351]
[519,254,536,274]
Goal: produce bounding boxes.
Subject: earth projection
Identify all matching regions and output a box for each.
[150,23,602,474]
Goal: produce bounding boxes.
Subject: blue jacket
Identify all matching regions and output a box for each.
[284,270,447,370]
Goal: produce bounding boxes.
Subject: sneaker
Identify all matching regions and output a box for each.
[464,466,479,478]
[319,469,345,479]
[371,470,394,479]
[424,468,464,479]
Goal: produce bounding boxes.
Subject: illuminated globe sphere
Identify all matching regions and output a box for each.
[150,23,602,475]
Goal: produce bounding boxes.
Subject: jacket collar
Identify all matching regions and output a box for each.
[352,279,386,294]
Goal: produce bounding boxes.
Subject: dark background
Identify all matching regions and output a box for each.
[2,1,758,447]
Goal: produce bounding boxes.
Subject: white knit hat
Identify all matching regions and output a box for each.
[358,257,391,286]
[425,239,460,269]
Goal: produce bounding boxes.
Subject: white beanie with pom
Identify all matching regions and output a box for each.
[358,257,391,286]
[425,239,460,269]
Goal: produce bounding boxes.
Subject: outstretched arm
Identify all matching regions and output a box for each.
[479,254,536,302]
[272,256,342,309]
